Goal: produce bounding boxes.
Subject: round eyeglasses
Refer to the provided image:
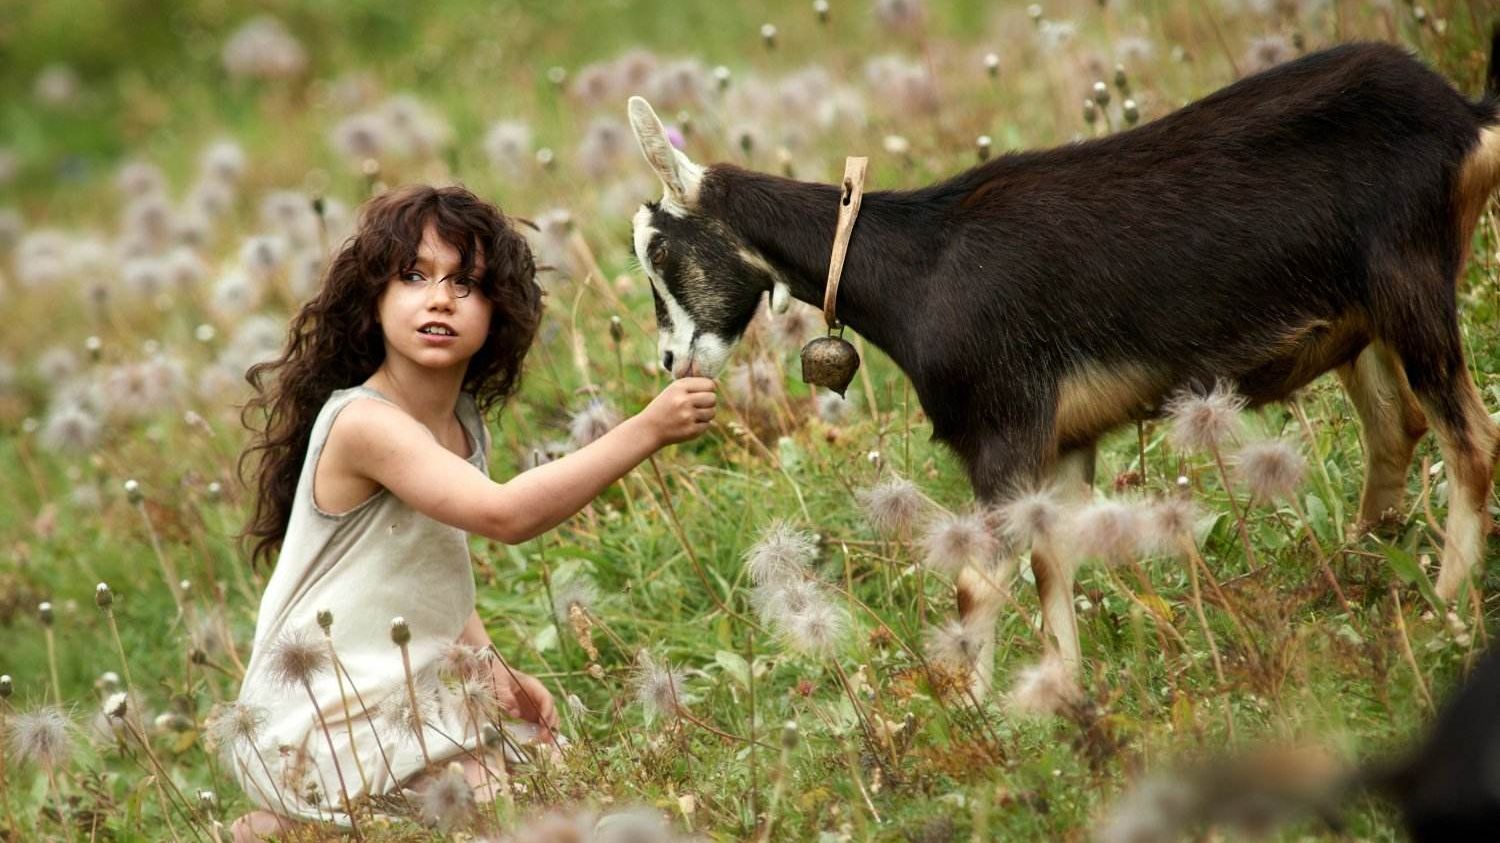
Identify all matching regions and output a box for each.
[397,270,476,299]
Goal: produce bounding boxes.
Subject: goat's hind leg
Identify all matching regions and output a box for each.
[1386,310,1499,601]
[1337,343,1428,535]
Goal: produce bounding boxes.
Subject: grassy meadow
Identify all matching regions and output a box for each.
[1,0,1499,840]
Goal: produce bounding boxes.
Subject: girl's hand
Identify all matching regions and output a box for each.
[496,667,560,741]
[640,377,717,446]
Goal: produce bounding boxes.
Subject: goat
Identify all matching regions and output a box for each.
[627,36,1500,687]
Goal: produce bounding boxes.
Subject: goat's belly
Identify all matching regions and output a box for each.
[1054,315,1370,448]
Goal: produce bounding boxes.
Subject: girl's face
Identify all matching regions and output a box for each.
[376,223,494,373]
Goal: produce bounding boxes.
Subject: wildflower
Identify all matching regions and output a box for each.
[751,579,827,628]
[205,701,269,752]
[1165,381,1246,453]
[240,234,289,280]
[1070,499,1146,566]
[783,601,847,657]
[484,120,533,177]
[0,675,10,699]
[997,488,1065,547]
[1243,35,1294,74]
[1038,19,1078,50]
[550,575,598,622]
[437,642,488,681]
[569,398,622,448]
[1006,655,1080,717]
[781,720,799,749]
[123,479,143,505]
[33,64,80,108]
[200,139,247,184]
[420,761,475,832]
[1114,35,1156,66]
[6,705,74,769]
[631,652,687,719]
[265,628,330,688]
[925,619,987,670]
[576,116,630,179]
[39,402,101,455]
[390,616,412,647]
[745,520,817,585]
[222,16,307,81]
[95,582,113,608]
[760,23,778,49]
[1143,497,1198,557]
[874,0,926,35]
[330,113,388,163]
[209,268,265,320]
[918,510,998,576]
[856,476,927,537]
[378,683,439,743]
[1234,439,1306,504]
[864,55,938,115]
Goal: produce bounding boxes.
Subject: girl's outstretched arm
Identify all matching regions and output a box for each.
[328,377,716,544]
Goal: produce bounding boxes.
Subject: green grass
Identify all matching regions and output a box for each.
[2,0,1499,840]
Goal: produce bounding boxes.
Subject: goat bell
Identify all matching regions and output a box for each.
[800,334,860,397]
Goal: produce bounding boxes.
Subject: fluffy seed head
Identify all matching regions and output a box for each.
[437,642,488,681]
[1165,382,1246,454]
[1234,439,1307,504]
[751,579,830,629]
[997,488,1065,547]
[379,683,439,742]
[1006,655,1081,718]
[421,761,476,832]
[918,510,998,576]
[744,520,817,585]
[631,651,687,719]
[95,582,113,609]
[206,700,267,752]
[550,575,598,621]
[1070,499,1147,566]
[1143,497,1198,558]
[7,705,74,769]
[569,398,622,448]
[924,618,986,670]
[855,476,927,537]
[782,601,847,657]
[104,691,129,720]
[265,628,330,688]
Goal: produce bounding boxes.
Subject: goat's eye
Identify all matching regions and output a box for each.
[649,243,668,267]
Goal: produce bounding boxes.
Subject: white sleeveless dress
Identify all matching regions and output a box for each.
[229,385,531,825]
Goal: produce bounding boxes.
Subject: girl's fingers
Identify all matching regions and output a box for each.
[694,409,715,422]
[689,392,717,408]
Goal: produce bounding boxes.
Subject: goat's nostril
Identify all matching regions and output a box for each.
[662,351,675,373]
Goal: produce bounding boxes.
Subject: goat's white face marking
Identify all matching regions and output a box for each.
[631,202,776,379]
[629,96,783,379]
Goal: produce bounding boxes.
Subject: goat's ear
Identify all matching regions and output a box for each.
[771,280,791,314]
[628,96,702,205]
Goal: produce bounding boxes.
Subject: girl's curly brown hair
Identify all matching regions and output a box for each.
[237,184,543,568]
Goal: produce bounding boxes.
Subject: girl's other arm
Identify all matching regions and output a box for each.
[331,377,716,543]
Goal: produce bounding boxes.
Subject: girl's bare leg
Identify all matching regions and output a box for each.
[230,810,301,842]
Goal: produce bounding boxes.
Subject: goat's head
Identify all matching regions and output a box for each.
[628,96,791,378]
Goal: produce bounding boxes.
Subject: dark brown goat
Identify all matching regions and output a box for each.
[628,38,1500,686]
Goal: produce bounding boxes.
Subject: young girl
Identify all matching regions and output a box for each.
[227,184,716,840]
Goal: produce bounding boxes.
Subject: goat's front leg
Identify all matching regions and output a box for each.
[959,430,1093,692]
[1026,445,1095,674]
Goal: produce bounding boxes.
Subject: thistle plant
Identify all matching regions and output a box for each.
[266,628,362,838]
[1166,382,1260,571]
[390,616,432,766]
